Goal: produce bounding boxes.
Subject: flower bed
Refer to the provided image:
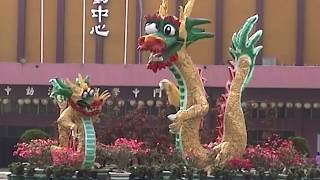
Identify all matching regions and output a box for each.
[8,135,320,180]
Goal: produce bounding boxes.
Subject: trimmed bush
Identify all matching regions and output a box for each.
[19,129,50,142]
[289,136,310,156]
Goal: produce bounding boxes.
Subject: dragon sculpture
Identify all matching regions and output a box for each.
[49,74,110,168]
[137,0,262,170]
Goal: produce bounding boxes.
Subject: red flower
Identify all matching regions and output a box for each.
[227,157,253,170]
[242,135,305,170]
[51,146,83,167]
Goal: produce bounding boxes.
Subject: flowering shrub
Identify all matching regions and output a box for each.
[227,134,305,172]
[114,138,150,155]
[13,139,57,168]
[96,106,176,152]
[226,157,253,171]
[96,138,151,170]
[51,146,83,167]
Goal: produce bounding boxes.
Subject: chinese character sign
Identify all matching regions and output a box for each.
[90,0,110,37]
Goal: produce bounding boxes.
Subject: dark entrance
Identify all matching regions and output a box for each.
[0,137,19,168]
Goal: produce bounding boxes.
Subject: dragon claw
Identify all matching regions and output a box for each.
[229,15,263,88]
[169,122,181,134]
[167,114,177,121]
[159,79,170,90]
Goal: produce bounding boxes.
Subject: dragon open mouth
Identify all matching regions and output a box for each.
[69,99,103,116]
[138,35,178,73]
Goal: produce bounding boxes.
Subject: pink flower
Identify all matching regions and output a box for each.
[51,146,83,167]
[227,157,253,170]
[13,139,58,167]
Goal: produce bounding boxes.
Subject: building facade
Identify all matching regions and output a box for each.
[0,0,320,166]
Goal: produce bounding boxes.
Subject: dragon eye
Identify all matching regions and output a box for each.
[145,22,158,34]
[82,91,88,99]
[89,89,95,96]
[163,24,176,36]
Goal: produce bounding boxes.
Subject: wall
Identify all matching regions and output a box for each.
[0,0,318,65]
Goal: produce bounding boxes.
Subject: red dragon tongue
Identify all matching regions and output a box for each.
[147,62,159,73]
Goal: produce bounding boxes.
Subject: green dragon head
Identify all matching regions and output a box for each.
[49,74,110,116]
[137,0,213,73]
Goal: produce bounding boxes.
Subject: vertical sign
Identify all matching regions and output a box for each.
[90,0,110,37]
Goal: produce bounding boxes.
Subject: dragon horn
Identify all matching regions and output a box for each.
[158,0,169,17]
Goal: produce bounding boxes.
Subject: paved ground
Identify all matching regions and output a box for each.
[0,169,9,180]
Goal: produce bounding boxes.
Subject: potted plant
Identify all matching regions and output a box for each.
[75,168,90,180]
[169,163,184,180]
[62,166,75,180]
[24,164,36,180]
[305,167,320,180]
[129,165,158,180]
[150,165,163,180]
[8,162,24,180]
[52,166,63,180]
[129,165,145,179]
[44,166,53,179]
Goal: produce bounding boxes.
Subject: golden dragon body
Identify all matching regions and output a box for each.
[138,0,262,170]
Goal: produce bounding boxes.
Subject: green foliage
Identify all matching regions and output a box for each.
[62,166,76,178]
[25,164,36,176]
[289,136,310,156]
[19,129,50,142]
[52,166,64,178]
[211,166,236,179]
[8,162,24,175]
[306,167,320,178]
[286,167,306,180]
[44,166,53,178]
[129,165,156,179]
[76,168,91,178]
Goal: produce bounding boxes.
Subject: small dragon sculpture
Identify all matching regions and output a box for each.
[138,0,262,170]
[49,74,110,168]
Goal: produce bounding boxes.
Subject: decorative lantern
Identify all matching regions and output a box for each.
[251,102,258,109]
[304,103,311,109]
[33,98,40,105]
[24,98,31,105]
[156,100,163,108]
[129,99,136,107]
[277,102,284,108]
[106,100,113,106]
[118,100,125,107]
[147,100,154,107]
[260,102,267,109]
[270,102,276,108]
[137,100,145,109]
[17,99,24,105]
[313,103,320,109]
[295,102,302,109]
[41,98,49,105]
[286,102,293,109]
[2,98,10,105]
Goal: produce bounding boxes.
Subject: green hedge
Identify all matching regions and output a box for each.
[19,129,50,142]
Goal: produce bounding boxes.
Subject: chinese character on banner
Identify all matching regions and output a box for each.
[26,86,35,96]
[132,88,140,98]
[90,24,109,37]
[4,86,12,96]
[93,0,108,4]
[112,88,120,97]
[90,0,109,37]
[153,88,162,98]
